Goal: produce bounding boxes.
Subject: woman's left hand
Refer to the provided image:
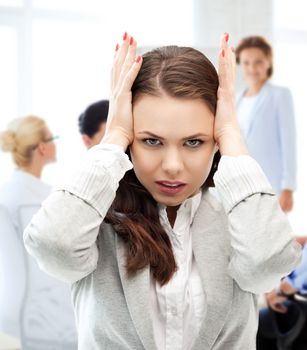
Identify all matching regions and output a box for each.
[214,33,248,156]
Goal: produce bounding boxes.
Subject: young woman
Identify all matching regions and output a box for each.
[0,115,77,349]
[235,36,297,213]
[24,34,301,350]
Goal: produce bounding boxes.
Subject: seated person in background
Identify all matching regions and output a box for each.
[0,115,56,229]
[0,115,77,350]
[78,99,109,149]
[257,244,307,350]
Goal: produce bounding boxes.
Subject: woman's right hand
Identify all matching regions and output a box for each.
[102,32,142,151]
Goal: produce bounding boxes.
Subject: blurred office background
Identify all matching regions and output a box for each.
[0,0,306,234]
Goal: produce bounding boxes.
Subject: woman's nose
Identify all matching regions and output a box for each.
[161,148,184,176]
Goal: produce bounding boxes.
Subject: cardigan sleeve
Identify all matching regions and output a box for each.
[214,155,302,294]
[276,87,297,191]
[23,144,133,283]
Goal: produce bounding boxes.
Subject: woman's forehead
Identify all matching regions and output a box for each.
[133,94,214,131]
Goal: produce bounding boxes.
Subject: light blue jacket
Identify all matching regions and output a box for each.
[236,82,297,194]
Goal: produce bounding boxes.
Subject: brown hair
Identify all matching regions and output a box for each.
[0,115,48,167]
[106,46,220,285]
[235,36,273,78]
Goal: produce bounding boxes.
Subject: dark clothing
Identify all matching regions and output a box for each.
[257,298,307,350]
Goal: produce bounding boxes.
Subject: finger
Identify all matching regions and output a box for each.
[119,55,143,94]
[276,303,288,313]
[112,32,130,89]
[117,37,137,89]
[270,302,286,313]
[110,43,120,90]
[218,33,230,70]
[220,32,229,53]
[218,34,236,89]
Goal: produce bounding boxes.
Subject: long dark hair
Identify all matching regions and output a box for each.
[106,46,220,285]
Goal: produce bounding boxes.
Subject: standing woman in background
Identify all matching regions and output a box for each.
[236,36,297,212]
[0,115,77,350]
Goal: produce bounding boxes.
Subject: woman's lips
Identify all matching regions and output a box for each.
[155,181,187,195]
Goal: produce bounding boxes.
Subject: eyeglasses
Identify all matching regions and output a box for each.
[43,135,59,143]
[31,135,59,150]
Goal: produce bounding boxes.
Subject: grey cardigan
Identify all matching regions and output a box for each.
[24,147,301,350]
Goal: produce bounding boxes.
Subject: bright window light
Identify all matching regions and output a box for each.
[0,0,193,185]
[0,26,17,129]
[0,0,23,7]
[31,19,112,183]
[274,0,307,31]
[0,26,17,185]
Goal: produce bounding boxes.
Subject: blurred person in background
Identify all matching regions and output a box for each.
[0,115,77,350]
[0,116,56,228]
[257,243,307,350]
[236,36,297,213]
[78,99,109,149]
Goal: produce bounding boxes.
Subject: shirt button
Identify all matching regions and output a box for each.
[171,307,177,316]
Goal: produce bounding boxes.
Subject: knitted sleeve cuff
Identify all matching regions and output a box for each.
[213,155,275,213]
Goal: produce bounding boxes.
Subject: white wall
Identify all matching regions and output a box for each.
[193,0,272,88]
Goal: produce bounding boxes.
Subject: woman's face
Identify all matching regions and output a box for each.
[239,47,271,86]
[42,128,57,163]
[131,94,217,207]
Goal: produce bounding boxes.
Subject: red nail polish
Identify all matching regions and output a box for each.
[123,32,127,41]
[129,36,134,45]
[224,33,229,42]
[115,43,119,51]
[136,55,141,63]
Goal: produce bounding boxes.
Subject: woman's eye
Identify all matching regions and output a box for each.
[144,138,161,146]
[185,139,203,147]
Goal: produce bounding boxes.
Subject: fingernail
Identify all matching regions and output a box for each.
[129,36,134,45]
[136,55,141,63]
[224,32,229,42]
[123,32,127,41]
[115,43,119,51]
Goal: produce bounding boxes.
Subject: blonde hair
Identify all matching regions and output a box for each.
[0,115,47,167]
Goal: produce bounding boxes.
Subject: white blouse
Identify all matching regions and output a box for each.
[150,192,204,350]
[237,95,258,138]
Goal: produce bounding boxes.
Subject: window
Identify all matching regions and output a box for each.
[0,1,193,185]
[0,0,23,6]
[0,25,18,181]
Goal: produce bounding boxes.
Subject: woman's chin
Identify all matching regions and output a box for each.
[152,192,186,208]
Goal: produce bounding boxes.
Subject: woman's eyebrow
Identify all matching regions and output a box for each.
[136,131,210,140]
[136,131,164,139]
